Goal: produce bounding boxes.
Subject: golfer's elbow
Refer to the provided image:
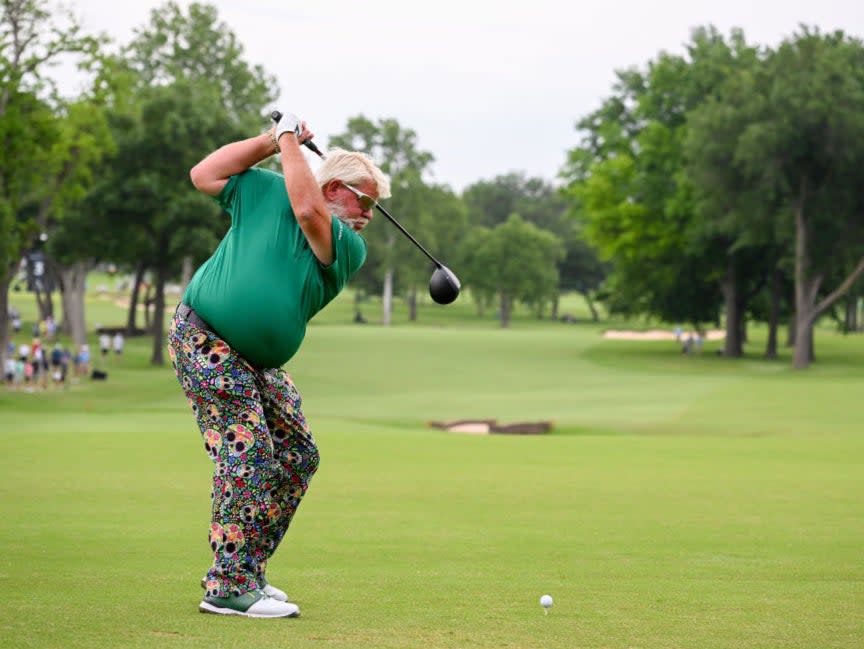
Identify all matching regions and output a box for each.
[292,199,320,225]
[189,162,225,197]
[287,186,327,226]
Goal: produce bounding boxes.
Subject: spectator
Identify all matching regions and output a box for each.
[99,332,111,359]
[23,356,33,389]
[31,338,48,390]
[45,315,57,341]
[13,357,25,389]
[50,344,64,388]
[682,334,694,355]
[76,344,91,378]
[60,347,72,388]
[4,355,14,389]
[30,336,42,376]
[112,332,125,357]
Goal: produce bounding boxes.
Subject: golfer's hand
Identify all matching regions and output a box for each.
[274,112,313,147]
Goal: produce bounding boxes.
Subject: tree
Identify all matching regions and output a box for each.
[401,183,468,320]
[0,0,105,364]
[124,1,274,129]
[562,26,764,349]
[460,215,564,327]
[95,80,244,365]
[85,1,278,365]
[558,229,608,322]
[693,28,864,368]
[463,173,601,317]
[685,63,796,359]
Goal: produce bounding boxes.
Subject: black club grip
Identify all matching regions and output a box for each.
[270,111,325,158]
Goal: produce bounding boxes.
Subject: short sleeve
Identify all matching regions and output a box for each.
[320,217,367,286]
[215,174,241,212]
[213,168,285,219]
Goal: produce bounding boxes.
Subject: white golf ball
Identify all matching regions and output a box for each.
[540,594,553,609]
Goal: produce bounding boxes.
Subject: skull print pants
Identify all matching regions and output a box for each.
[167,310,320,599]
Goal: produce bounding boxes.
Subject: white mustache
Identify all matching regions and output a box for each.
[335,214,368,230]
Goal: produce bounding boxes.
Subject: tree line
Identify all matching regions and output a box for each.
[562,25,864,369]
[2,2,862,370]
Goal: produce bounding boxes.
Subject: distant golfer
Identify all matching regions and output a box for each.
[168,111,390,618]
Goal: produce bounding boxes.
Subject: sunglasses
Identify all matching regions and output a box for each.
[342,183,378,212]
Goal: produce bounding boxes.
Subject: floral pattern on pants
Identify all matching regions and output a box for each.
[168,311,320,598]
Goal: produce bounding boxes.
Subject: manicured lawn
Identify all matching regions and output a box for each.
[1,290,862,648]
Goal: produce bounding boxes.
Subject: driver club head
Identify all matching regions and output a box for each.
[430,265,461,304]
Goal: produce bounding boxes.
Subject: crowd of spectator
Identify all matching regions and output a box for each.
[4,307,124,392]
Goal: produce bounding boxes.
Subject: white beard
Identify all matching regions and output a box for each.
[328,198,365,231]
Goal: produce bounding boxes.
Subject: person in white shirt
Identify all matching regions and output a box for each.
[99,333,110,358]
[113,332,124,356]
[4,356,15,388]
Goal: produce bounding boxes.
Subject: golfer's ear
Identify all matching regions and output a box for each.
[323,180,341,201]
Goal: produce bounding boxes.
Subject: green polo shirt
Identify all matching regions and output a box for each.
[183,168,367,368]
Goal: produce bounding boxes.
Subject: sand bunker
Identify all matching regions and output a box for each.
[602,329,725,341]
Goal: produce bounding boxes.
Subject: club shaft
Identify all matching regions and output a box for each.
[373,204,441,267]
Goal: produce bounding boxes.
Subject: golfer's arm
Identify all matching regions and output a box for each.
[189,133,275,196]
[278,134,334,265]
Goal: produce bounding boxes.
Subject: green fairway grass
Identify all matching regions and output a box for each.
[1,291,862,648]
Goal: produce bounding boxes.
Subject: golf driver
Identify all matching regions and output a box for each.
[271,111,461,305]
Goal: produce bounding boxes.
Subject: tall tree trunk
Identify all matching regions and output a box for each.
[786,317,796,347]
[127,263,146,333]
[382,268,393,326]
[144,281,154,333]
[792,194,864,368]
[150,267,167,366]
[792,190,814,369]
[551,294,559,320]
[843,295,857,334]
[408,288,417,322]
[180,255,194,294]
[499,292,512,328]
[0,270,11,369]
[765,269,781,359]
[583,292,599,322]
[859,295,864,333]
[720,259,743,357]
[57,261,91,347]
[40,258,60,319]
[33,285,52,322]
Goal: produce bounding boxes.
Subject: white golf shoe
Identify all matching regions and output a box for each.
[199,589,300,618]
[263,582,289,602]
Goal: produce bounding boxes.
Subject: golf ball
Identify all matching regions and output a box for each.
[540,594,553,609]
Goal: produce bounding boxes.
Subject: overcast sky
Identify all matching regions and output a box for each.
[59,0,863,192]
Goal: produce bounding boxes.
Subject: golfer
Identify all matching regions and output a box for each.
[168,111,390,618]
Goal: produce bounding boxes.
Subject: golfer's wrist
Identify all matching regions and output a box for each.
[267,129,280,154]
[277,131,299,150]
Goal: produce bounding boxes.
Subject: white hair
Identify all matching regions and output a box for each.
[315,147,391,199]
